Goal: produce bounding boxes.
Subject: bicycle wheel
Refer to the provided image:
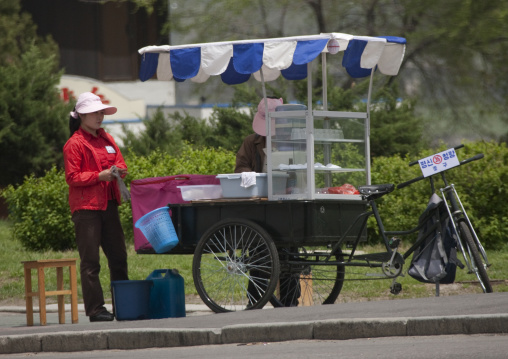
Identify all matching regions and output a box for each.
[458,220,493,293]
[192,218,280,313]
[270,246,345,307]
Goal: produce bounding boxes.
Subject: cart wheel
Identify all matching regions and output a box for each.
[192,218,280,313]
[270,246,345,307]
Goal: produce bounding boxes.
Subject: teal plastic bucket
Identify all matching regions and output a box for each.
[146,269,186,319]
[111,280,153,320]
[135,207,179,253]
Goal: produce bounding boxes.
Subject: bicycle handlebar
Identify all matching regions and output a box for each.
[397,152,484,190]
[396,175,425,189]
[459,153,484,165]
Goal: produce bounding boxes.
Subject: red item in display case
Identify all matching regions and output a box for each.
[328,184,360,195]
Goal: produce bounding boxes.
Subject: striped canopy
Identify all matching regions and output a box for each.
[138,33,406,85]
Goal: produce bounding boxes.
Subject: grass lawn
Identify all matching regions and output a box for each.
[0,219,197,305]
[1,219,506,306]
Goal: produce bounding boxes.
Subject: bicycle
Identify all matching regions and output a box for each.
[396,145,492,293]
[272,145,492,308]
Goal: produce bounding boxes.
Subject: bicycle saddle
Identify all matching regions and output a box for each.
[358,184,395,200]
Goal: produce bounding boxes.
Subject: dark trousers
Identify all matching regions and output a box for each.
[72,201,128,316]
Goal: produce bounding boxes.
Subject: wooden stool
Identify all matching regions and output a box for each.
[22,259,79,326]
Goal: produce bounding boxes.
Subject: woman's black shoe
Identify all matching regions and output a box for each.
[89,310,115,322]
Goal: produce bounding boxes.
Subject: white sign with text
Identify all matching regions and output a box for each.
[418,148,460,177]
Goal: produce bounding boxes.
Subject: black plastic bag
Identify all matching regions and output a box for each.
[408,193,458,284]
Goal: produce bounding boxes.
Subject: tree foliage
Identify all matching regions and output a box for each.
[0,0,69,187]
[121,105,254,155]
[0,0,58,67]
[368,86,426,157]
[120,108,180,156]
[0,45,69,186]
[159,0,508,142]
[123,78,426,159]
[205,107,253,152]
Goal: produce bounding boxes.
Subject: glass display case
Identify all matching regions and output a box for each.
[266,106,368,201]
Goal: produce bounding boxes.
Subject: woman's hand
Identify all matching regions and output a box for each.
[99,167,128,182]
[116,167,128,177]
[98,169,115,182]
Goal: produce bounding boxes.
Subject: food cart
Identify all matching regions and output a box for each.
[135,33,406,312]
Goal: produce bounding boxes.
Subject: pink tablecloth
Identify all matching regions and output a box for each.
[130,174,220,251]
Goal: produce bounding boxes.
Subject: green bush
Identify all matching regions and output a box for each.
[1,143,237,251]
[2,141,506,251]
[369,141,508,249]
[1,166,74,251]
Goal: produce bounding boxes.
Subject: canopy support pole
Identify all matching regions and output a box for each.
[322,52,328,110]
[260,67,274,200]
[307,63,313,112]
[365,68,375,185]
[306,62,315,199]
[322,52,331,187]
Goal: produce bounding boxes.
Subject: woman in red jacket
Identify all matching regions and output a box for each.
[63,92,129,322]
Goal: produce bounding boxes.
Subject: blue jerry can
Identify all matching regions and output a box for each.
[146,269,186,319]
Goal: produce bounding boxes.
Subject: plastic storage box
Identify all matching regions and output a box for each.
[111,280,153,320]
[216,173,288,198]
[177,185,222,201]
[146,269,186,319]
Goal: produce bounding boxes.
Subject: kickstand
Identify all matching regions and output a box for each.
[435,282,440,297]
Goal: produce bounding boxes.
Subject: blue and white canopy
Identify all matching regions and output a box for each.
[138,33,406,85]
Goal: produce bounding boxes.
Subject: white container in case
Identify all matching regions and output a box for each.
[216,173,288,198]
[177,185,223,201]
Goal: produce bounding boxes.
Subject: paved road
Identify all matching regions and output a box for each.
[6,335,508,359]
[1,292,507,355]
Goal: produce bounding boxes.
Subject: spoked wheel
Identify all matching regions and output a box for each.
[192,218,280,313]
[458,220,493,293]
[270,246,345,307]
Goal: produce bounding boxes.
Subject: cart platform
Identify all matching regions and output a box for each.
[136,198,367,255]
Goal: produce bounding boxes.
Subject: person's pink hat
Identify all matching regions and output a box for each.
[70,92,117,119]
[252,97,283,136]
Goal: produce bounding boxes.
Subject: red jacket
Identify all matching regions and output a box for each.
[63,128,127,213]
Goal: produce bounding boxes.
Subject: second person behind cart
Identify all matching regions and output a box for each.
[235,96,300,308]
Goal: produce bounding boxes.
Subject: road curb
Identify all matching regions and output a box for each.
[107,328,223,350]
[222,321,314,343]
[314,317,407,340]
[1,314,507,355]
[406,314,508,336]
